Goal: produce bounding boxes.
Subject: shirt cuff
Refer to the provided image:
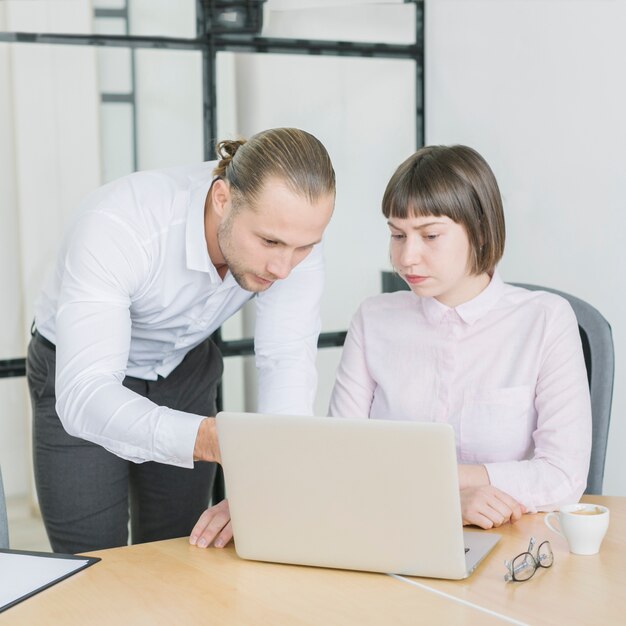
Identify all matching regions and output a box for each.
[484,462,537,514]
[153,408,206,468]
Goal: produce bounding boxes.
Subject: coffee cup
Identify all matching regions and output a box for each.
[544,503,609,555]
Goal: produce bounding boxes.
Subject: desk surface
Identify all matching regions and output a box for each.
[1,495,624,625]
[1,541,503,625]
[417,494,626,626]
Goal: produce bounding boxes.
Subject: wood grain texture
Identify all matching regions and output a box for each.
[1,496,622,625]
[401,495,626,626]
[1,538,502,625]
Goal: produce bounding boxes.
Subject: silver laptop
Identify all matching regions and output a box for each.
[216,412,500,579]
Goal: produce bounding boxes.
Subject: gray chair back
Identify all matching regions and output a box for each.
[513,284,614,495]
[0,466,9,549]
[380,272,615,495]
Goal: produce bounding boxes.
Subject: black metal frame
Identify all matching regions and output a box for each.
[0,0,424,381]
[95,0,139,172]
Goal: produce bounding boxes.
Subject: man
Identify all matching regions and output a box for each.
[26,128,336,554]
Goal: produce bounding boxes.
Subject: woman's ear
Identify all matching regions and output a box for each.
[211,178,231,219]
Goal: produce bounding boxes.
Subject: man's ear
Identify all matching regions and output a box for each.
[211,178,231,219]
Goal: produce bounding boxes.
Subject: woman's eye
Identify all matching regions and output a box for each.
[262,238,278,246]
[390,233,405,240]
[424,233,439,241]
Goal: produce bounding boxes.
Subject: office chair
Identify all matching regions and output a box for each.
[380,272,615,495]
[513,283,614,495]
[0,465,9,549]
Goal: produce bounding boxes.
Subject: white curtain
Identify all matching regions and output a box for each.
[0,1,101,497]
[0,0,419,498]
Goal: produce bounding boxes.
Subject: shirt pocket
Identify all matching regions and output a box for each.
[460,385,535,463]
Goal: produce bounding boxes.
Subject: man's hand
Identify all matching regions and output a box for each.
[460,485,526,529]
[193,417,221,464]
[189,500,233,549]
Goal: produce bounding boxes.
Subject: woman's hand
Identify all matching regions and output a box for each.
[460,485,526,529]
[458,464,490,490]
[189,499,232,548]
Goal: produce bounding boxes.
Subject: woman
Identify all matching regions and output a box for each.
[329,145,591,529]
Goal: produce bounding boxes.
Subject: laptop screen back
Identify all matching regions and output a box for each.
[217,412,469,578]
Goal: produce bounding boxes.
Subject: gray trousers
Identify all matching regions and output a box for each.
[26,334,223,554]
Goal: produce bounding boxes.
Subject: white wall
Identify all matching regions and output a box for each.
[1,0,623,499]
[425,0,625,496]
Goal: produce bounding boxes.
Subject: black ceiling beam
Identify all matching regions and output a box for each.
[0,31,421,61]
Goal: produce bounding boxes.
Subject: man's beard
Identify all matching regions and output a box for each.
[216,214,273,293]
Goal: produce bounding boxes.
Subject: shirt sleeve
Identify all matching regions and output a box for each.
[484,298,592,511]
[253,243,326,415]
[54,211,204,468]
[328,305,376,419]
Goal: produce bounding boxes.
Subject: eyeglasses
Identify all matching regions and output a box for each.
[504,537,554,582]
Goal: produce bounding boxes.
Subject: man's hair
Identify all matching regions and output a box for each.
[212,128,336,208]
[382,145,505,275]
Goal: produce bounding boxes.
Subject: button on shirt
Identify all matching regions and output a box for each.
[329,273,591,511]
[35,162,323,468]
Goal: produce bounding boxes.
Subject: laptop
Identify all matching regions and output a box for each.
[216,412,500,579]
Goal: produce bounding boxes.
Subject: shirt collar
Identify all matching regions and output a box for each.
[421,270,505,326]
[185,179,220,281]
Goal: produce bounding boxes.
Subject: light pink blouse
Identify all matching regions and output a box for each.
[329,272,592,511]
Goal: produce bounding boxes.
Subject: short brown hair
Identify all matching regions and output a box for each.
[382,145,505,274]
[213,128,336,208]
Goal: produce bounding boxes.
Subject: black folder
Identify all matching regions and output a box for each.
[0,548,101,613]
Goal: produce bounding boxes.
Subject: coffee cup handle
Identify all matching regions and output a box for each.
[544,512,565,538]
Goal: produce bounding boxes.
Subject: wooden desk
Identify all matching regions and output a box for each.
[1,496,623,625]
[404,495,626,626]
[1,540,503,626]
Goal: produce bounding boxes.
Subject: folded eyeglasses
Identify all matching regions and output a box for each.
[504,537,554,582]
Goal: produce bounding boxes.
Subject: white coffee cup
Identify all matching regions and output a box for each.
[544,503,609,555]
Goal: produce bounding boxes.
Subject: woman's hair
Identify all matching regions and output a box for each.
[212,128,336,209]
[382,145,505,275]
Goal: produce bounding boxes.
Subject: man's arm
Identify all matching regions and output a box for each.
[54,211,206,467]
[193,417,221,463]
[253,243,324,415]
[190,244,325,550]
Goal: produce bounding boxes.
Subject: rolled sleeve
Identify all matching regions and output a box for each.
[153,408,206,467]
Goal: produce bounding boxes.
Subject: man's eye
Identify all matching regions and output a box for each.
[424,233,439,241]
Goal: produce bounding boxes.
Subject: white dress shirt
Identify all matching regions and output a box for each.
[35,162,323,468]
[329,272,592,511]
